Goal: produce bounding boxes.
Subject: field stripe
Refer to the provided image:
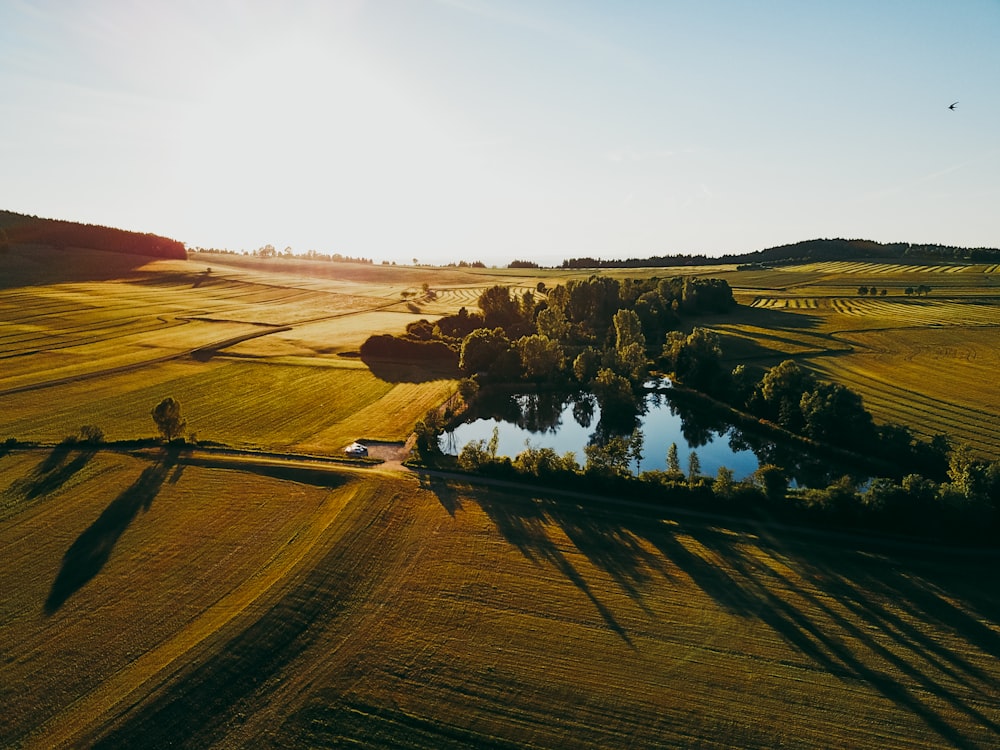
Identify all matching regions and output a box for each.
[26,470,362,750]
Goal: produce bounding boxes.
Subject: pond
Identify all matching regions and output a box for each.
[441,383,866,488]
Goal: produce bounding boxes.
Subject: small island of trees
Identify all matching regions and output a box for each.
[361,274,999,543]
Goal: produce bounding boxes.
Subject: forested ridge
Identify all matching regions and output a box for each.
[0,210,186,259]
[560,237,1000,269]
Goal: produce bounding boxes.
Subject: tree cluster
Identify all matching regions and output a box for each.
[359,276,736,398]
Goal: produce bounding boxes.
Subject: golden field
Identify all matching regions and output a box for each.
[1,245,998,748]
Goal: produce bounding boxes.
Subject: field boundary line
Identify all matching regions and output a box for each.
[0,326,292,397]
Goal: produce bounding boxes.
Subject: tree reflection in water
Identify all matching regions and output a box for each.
[445,384,868,487]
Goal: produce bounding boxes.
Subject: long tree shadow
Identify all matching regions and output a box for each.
[420,473,464,517]
[426,474,999,746]
[11,440,99,501]
[689,526,996,749]
[459,483,633,645]
[44,451,175,615]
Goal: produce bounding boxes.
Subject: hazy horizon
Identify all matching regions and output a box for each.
[2,1,998,266]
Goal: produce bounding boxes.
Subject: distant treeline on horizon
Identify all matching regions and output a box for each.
[558,238,1000,269]
[4,209,999,269]
[0,210,186,260]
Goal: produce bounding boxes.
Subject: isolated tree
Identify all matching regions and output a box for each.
[151,397,186,441]
[666,442,683,480]
[628,428,644,474]
[687,451,702,484]
[78,424,105,444]
[858,285,869,296]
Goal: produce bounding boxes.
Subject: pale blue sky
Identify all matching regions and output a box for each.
[1,0,997,264]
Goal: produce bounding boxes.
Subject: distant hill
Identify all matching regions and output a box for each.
[560,238,1000,269]
[0,210,186,260]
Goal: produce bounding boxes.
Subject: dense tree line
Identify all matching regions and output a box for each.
[732,238,1000,267]
[560,238,1000,270]
[0,210,186,259]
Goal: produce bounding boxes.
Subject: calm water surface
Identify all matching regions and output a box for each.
[442,386,759,478]
[442,384,866,487]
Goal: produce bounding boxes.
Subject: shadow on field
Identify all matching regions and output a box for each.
[180,456,350,488]
[648,515,1000,748]
[437,478,635,646]
[44,450,175,615]
[732,304,823,331]
[429,476,1000,748]
[4,441,99,509]
[90,491,384,750]
[360,357,460,384]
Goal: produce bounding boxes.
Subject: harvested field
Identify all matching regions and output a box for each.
[3,456,997,749]
[3,248,1000,748]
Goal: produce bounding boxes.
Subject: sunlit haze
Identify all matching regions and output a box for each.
[2,1,998,265]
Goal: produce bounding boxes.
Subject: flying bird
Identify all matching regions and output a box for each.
[948,101,959,110]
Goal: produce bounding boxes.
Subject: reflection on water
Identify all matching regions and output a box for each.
[442,384,865,487]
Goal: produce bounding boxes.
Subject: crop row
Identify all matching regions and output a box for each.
[750,296,1000,327]
[789,261,993,275]
[808,353,1000,458]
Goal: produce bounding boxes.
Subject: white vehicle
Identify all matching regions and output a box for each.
[344,442,368,457]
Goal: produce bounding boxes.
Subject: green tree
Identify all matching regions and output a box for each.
[477,285,525,333]
[687,451,702,484]
[662,327,724,392]
[756,360,817,432]
[799,382,875,445]
[413,408,444,462]
[572,347,601,383]
[612,308,648,384]
[515,334,564,380]
[487,425,500,460]
[753,464,787,502]
[151,397,186,441]
[584,435,631,477]
[536,305,571,341]
[666,442,683,480]
[713,466,736,498]
[628,428,644,474]
[592,368,636,415]
[459,327,511,375]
